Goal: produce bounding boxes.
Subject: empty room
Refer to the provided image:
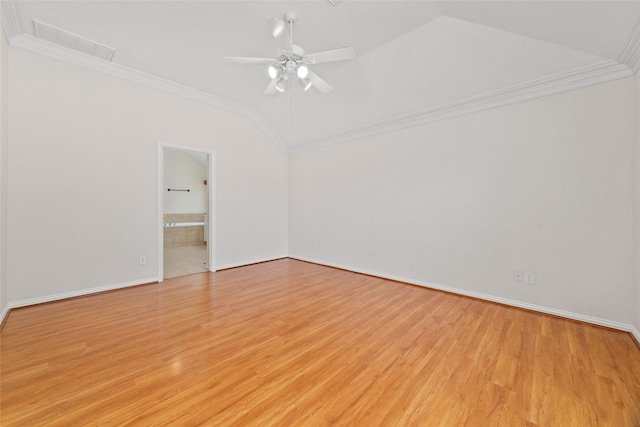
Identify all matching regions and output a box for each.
[1,0,640,425]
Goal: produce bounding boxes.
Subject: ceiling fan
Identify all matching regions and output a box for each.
[225,11,356,94]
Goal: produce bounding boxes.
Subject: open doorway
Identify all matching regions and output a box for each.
[157,142,215,281]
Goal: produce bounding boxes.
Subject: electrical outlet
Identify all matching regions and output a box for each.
[313,242,319,250]
[233,244,239,252]
[514,271,523,282]
[139,256,146,265]
[524,272,535,285]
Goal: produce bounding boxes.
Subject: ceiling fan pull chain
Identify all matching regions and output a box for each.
[290,83,294,130]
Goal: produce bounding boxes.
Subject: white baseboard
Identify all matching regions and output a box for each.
[0,303,9,326]
[290,255,639,336]
[3,256,639,345]
[216,255,287,271]
[6,276,158,312]
[1,256,287,318]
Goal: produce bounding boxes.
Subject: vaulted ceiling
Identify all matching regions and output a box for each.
[2,1,640,152]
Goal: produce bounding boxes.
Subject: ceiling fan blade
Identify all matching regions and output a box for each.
[269,18,293,53]
[306,47,356,64]
[308,71,333,93]
[224,56,275,65]
[264,79,277,94]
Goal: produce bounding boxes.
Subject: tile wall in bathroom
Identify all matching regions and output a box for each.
[164,213,206,248]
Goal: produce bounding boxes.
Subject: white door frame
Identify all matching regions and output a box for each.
[157,141,216,281]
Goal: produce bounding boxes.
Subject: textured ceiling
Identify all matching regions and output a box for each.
[3,1,640,152]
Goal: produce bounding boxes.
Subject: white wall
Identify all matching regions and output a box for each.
[290,76,636,326]
[635,70,640,334]
[2,40,638,335]
[0,24,8,321]
[163,149,206,214]
[7,46,288,303]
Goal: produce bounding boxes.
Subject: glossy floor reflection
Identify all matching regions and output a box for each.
[1,259,639,425]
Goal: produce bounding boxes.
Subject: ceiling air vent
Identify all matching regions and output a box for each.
[33,19,115,62]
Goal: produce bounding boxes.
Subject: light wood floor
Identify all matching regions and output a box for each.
[1,259,639,426]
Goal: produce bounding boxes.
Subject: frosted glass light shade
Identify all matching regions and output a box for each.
[296,65,309,79]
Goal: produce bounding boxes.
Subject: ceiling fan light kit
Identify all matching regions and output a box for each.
[225,11,356,95]
[275,79,287,93]
[300,78,312,91]
[267,64,282,80]
[296,65,309,79]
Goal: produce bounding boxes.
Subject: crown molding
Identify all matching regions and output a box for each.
[618,17,640,74]
[0,1,22,40]
[248,111,289,153]
[9,34,290,153]
[288,59,633,153]
[6,27,636,155]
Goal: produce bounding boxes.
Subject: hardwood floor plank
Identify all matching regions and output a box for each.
[1,259,639,425]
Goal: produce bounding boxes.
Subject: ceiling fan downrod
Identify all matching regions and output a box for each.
[285,10,297,46]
